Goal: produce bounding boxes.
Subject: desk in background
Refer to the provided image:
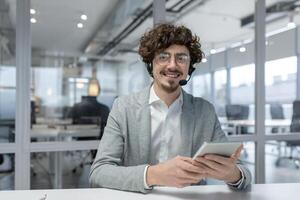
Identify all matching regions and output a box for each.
[31,124,100,140]
[0,183,299,200]
[219,118,291,135]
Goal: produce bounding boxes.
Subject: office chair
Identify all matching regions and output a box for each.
[275,100,300,169]
[0,154,3,165]
[225,104,250,135]
[71,96,110,173]
[270,103,285,134]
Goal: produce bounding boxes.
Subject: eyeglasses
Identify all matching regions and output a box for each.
[154,52,190,66]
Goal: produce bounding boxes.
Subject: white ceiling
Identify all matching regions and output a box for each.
[180,0,297,51]
[8,0,120,54]
[6,0,300,60]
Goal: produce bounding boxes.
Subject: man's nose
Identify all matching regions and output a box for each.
[167,56,177,69]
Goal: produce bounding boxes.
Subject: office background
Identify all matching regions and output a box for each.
[0,0,300,190]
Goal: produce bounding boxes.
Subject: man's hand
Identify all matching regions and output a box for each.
[146,156,205,188]
[192,144,243,183]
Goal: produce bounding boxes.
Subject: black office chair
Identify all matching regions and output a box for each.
[71,96,110,173]
[0,154,3,165]
[225,104,250,135]
[270,103,285,133]
[275,100,300,169]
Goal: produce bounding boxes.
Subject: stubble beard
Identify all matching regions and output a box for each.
[160,80,180,93]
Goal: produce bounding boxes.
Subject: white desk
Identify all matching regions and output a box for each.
[31,125,100,140]
[220,119,291,135]
[0,183,299,200]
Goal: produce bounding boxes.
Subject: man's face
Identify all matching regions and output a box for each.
[152,44,190,93]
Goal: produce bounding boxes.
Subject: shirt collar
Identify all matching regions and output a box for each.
[149,85,183,107]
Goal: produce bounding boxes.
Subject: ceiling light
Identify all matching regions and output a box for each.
[210,49,216,54]
[77,23,83,28]
[76,82,84,89]
[202,58,207,63]
[88,67,100,96]
[81,14,88,20]
[239,46,246,52]
[30,18,37,23]
[30,9,36,14]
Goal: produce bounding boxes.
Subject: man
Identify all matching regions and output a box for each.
[71,95,110,140]
[89,24,251,193]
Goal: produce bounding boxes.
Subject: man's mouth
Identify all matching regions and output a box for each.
[162,72,181,78]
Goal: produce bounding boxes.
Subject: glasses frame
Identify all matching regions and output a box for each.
[154,52,190,66]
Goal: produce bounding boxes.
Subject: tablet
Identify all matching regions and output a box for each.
[192,142,242,160]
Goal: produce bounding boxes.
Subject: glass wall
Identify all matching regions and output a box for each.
[0,0,16,143]
[0,153,14,190]
[265,56,297,135]
[231,64,255,106]
[0,0,16,190]
[28,0,152,189]
[265,141,300,183]
[214,69,227,117]
[30,150,91,189]
[192,74,211,100]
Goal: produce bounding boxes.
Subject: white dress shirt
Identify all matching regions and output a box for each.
[149,86,183,164]
[144,85,183,188]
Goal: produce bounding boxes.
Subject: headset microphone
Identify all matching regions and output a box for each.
[179,67,195,86]
[179,77,190,86]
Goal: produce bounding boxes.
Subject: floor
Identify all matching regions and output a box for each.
[0,144,300,190]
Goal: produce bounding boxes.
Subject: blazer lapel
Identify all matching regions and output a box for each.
[181,90,195,157]
[135,86,151,163]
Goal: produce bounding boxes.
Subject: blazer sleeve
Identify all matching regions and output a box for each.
[211,106,252,190]
[89,98,149,193]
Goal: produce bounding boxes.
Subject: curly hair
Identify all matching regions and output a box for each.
[138,23,203,76]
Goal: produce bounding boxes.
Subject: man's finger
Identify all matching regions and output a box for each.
[179,159,206,174]
[204,154,231,166]
[195,157,223,172]
[231,144,243,160]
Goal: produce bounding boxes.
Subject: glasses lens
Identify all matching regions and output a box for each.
[176,54,189,65]
[155,52,190,65]
[157,53,170,64]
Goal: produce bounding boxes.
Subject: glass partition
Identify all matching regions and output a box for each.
[265,56,297,135]
[30,150,91,189]
[192,74,211,100]
[265,141,300,183]
[30,0,152,142]
[0,153,14,190]
[0,0,16,143]
[214,69,227,117]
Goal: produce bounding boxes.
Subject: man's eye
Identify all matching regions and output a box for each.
[177,55,188,62]
[159,54,169,60]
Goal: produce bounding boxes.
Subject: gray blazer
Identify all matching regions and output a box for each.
[89,86,251,193]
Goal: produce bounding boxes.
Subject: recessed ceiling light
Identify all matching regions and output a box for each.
[77,23,83,28]
[210,49,216,54]
[30,18,37,23]
[202,58,207,63]
[30,9,36,14]
[81,14,87,20]
[239,46,246,52]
